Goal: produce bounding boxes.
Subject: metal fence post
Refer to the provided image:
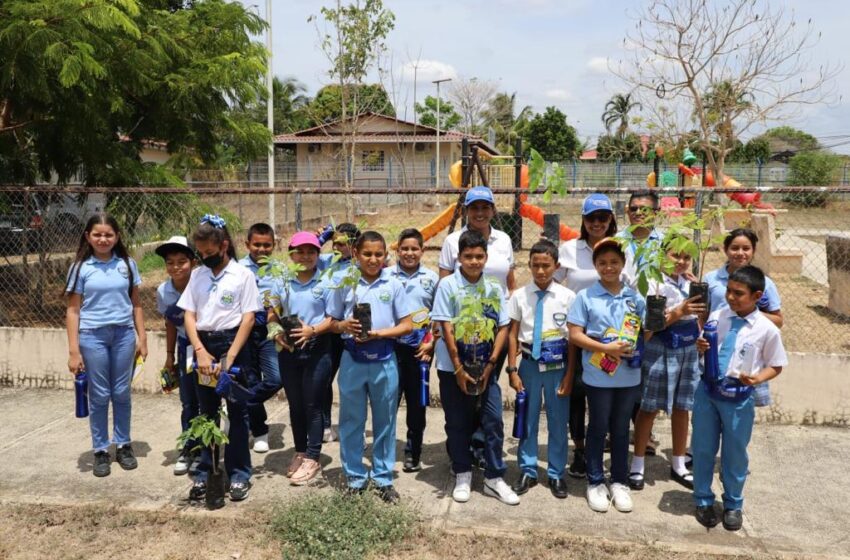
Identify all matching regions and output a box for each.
[757,158,763,187]
[295,191,302,231]
[572,159,577,189]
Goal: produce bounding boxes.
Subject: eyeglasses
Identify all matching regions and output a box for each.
[583,213,611,223]
[628,205,657,213]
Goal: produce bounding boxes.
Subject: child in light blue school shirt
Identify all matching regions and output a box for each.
[431,269,510,373]
[69,255,141,330]
[566,280,646,389]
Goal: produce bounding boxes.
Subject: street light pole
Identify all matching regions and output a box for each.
[266,0,275,229]
[432,78,452,189]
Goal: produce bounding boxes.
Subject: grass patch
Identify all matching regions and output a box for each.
[137,250,165,274]
[271,491,416,560]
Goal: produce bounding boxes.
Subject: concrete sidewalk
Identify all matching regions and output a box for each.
[0,387,847,558]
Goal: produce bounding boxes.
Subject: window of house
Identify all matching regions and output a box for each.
[361,150,385,171]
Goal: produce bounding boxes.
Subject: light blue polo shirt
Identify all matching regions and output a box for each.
[239,255,281,324]
[318,253,351,273]
[567,280,645,388]
[156,279,187,338]
[326,268,416,338]
[388,264,439,347]
[704,265,781,315]
[66,254,141,330]
[431,268,509,372]
[270,269,334,327]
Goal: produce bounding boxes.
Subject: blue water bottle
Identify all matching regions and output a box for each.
[317,224,335,245]
[512,389,528,439]
[419,361,430,407]
[74,371,89,418]
[703,321,720,380]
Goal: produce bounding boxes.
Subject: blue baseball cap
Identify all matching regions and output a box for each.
[581,193,614,216]
[464,186,495,206]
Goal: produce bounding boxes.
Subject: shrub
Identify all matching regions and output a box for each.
[784,151,843,207]
[271,492,416,559]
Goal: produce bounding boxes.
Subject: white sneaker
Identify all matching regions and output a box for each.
[173,452,190,476]
[452,471,472,503]
[253,434,269,453]
[610,482,633,513]
[483,477,520,506]
[586,483,611,512]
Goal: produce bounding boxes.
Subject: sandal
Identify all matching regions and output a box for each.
[670,467,694,490]
[628,472,645,491]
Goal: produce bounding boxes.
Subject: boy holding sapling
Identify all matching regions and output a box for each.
[431,230,517,506]
[239,223,284,453]
[327,231,414,504]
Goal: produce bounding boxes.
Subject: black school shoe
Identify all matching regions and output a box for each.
[229,481,252,502]
[548,478,568,499]
[511,474,538,495]
[93,450,111,477]
[670,467,694,490]
[377,485,400,505]
[567,449,586,479]
[116,444,138,470]
[695,505,720,528]
[402,451,421,473]
[723,509,743,531]
[189,481,207,500]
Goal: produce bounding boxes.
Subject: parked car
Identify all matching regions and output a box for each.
[0,192,105,255]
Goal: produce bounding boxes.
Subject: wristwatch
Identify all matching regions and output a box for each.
[506,366,518,374]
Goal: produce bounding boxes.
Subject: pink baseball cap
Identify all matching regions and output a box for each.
[288,231,321,249]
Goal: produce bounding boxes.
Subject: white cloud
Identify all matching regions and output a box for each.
[586,56,610,74]
[400,59,458,83]
[545,89,573,101]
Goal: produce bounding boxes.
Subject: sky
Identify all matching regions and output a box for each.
[244,0,850,153]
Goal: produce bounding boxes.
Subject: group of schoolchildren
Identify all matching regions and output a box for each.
[64,185,787,530]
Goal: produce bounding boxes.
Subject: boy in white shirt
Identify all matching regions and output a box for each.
[693,265,787,531]
[507,240,576,499]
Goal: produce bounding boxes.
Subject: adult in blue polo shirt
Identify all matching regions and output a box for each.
[65,213,147,478]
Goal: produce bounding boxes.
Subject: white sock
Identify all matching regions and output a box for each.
[672,455,688,475]
[630,455,645,474]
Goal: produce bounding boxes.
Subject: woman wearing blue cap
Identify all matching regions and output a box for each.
[438,186,516,296]
[554,193,618,479]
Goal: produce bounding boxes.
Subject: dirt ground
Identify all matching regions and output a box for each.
[0,503,774,560]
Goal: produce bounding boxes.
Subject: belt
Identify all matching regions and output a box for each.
[198,328,239,339]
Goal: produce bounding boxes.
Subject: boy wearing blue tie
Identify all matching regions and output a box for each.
[507,240,576,499]
[693,265,787,531]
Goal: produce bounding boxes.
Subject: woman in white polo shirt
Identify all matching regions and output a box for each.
[554,193,618,480]
[178,214,262,504]
[438,186,516,295]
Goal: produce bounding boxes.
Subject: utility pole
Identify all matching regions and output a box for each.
[432,78,452,189]
[266,0,275,229]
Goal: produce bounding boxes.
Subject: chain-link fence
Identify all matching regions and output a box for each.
[2,183,849,355]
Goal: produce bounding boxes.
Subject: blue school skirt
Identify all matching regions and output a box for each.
[640,335,700,414]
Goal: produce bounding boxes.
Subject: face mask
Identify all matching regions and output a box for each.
[202,252,223,269]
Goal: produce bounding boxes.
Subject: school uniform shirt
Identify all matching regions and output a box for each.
[388,264,439,347]
[553,239,599,294]
[438,226,514,295]
[617,227,663,290]
[567,281,646,388]
[508,281,576,344]
[156,279,187,338]
[318,253,352,273]
[648,274,698,321]
[177,259,262,332]
[705,265,782,315]
[270,269,334,327]
[66,254,141,330]
[326,268,416,336]
[431,268,510,372]
[707,307,788,381]
[239,255,281,324]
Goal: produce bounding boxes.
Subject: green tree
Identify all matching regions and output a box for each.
[787,150,842,206]
[602,93,641,138]
[727,137,771,163]
[312,0,395,218]
[481,92,533,153]
[0,0,270,185]
[596,132,644,162]
[247,76,311,134]
[761,126,820,152]
[306,83,394,124]
[414,95,461,130]
[524,107,579,162]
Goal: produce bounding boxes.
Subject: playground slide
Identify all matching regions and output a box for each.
[519,202,580,241]
[703,169,775,210]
